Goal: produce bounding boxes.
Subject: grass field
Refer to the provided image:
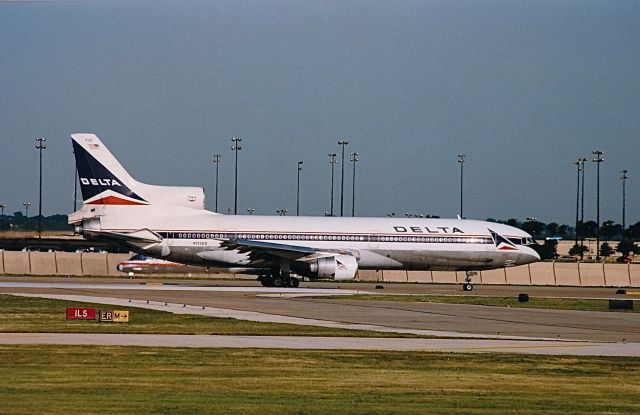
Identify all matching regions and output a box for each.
[0,294,412,337]
[1,345,639,414]
[331,294,639,313]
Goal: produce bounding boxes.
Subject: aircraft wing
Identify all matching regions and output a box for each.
[220,238,352,262]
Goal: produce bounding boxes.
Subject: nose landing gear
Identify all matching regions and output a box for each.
[462,271,477,291]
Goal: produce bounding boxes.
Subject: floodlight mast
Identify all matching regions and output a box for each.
[212,153,221,213]
[457,154,465,218]
[338,139,349,216]
[35,137,46,242]
[231,137,242,215]
[592,150,604,260]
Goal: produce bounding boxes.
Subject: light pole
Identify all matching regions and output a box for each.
[592,150,604,260]
[457,154,465,218]
[247,208,255,215]
[328,153,337,216]
[350,152,358,217]
[573,158,586,246]
[296,161,303,216]
[35,137,46,241]
[621,169,628,241]
[231,138,242,215]
[580,157,586,247]
[0,203,5,231]
[23,202,30,232]
[338,139,349,216]
[212,153,221,213]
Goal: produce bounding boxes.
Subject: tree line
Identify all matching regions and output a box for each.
[0,212,70,232]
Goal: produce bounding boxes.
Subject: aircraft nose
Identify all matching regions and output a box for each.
[520,247,540,264]
[530,250,541,262]
[528,242,545,261]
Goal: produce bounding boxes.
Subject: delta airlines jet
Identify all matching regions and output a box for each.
[68,134,540,290]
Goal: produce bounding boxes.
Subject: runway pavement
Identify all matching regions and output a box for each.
[10,293,566,340]
[0,276,631,298]
[2,278,640,352]
[1,333,639,356]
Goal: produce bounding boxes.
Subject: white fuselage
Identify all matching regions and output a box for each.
[84,206,540,272]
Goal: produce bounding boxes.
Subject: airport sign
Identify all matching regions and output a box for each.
[99,310,130,323]
[65,307,96,320]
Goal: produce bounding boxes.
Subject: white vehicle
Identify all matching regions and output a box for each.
[68,133,540,290]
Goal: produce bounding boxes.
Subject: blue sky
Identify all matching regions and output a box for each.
[1,0,638,225]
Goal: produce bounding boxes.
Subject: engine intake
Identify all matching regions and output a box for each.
[311,255,358,281]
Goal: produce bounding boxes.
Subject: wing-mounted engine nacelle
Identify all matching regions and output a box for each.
[310,255,358,281]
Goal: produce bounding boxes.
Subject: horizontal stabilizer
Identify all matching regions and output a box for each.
[84,228,163,245]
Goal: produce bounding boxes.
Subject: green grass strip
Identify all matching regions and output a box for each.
[1,345,639,414]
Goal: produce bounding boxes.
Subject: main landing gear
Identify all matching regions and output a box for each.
[258,266,300,288]
[462,271,477,291]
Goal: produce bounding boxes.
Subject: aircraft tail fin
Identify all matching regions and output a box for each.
[72,134,150,206]
[71,133,205,209]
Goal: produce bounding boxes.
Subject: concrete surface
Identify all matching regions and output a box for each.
[29,252,57,275]
[3,251,30,275]
[55,251,84,276]
[554,262,581,286]
[530,262,556,285]
[0,333,638,356]
[81,253,109,276]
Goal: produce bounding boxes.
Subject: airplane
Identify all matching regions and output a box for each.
[116,253,258,276]
[116,254,205,274]
[68,133,540,290]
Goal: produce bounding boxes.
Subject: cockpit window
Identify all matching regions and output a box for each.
[508,237,535,246]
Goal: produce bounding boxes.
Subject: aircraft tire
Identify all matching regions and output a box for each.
[462,283,473,291]
[260,276,274,287]
[288,278,300,288]
[273,277,285,287]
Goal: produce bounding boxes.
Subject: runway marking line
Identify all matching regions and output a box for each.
[455,344,596,351]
